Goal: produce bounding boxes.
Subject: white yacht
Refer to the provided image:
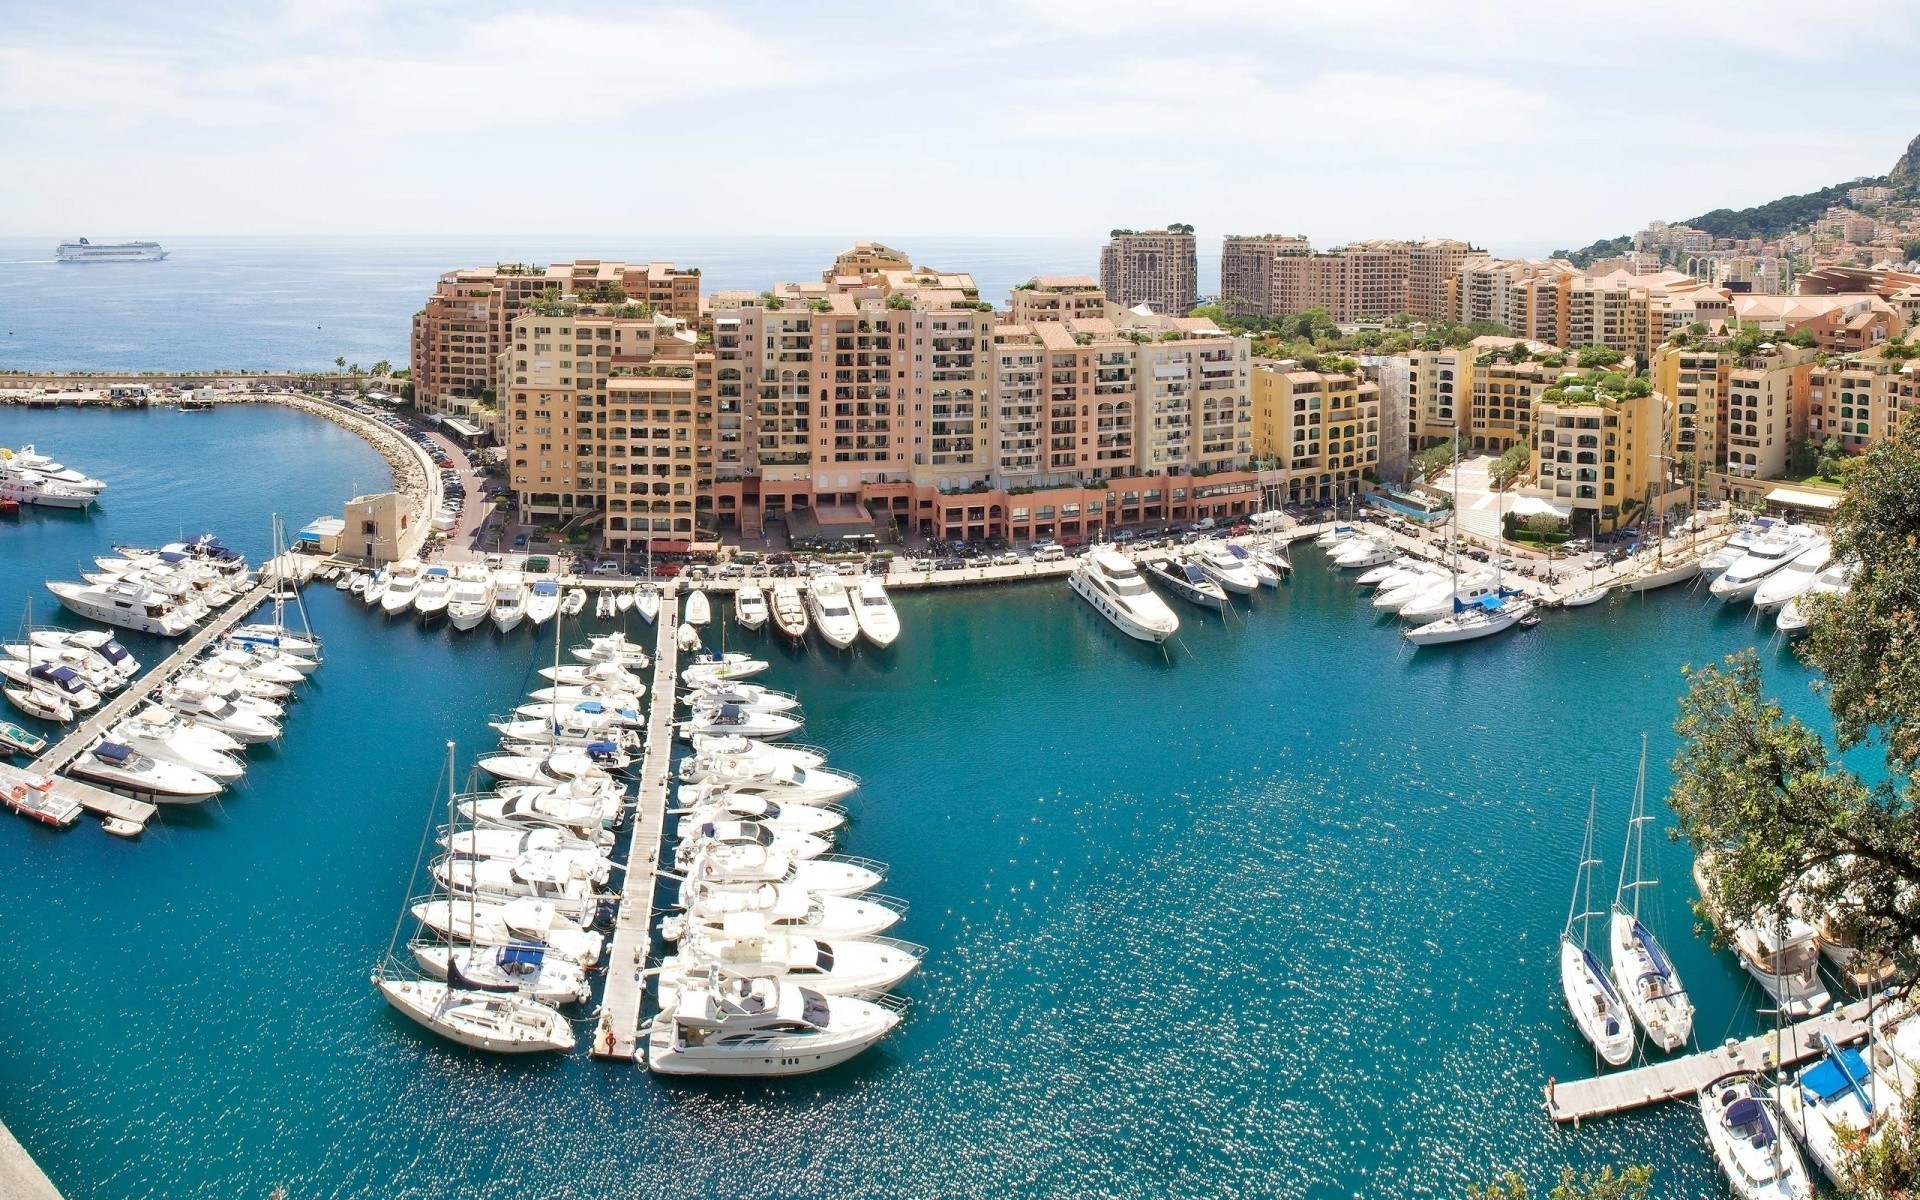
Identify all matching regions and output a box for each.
[684,589,712,627]
[1356,557,1419,588]
[682,843,881,896]
[411,897,605,967]
[1619,554,1703,593]
[1372,567,1448,612]
[1559,792,1634,1067]
[1070,550,1179,643]
[1191,543,1260,594]
[0,660,101,713]
[1314,524,1357,549]
[0,462,97,509]
[572,632,650,669]
[734,585,769,631]
[461,790,623,838]
[409,941,592,1007]
[680,758,857,805]
[537,662,647,693]
[1397,575,1499,624]
[1226,543,1282,587]
[362,566,391,609]
[561,588,587,618]
[1699,1072,1814,1200]
[1608,740,1693,1052]
[1694,856,1832,1018]
[644,973,901,1076]
[3,645,121,696]
[440,825,609,863]
[685,735,825,772]
[375,977,575,1054]
[1777,561,1854,635]
[670,880,900,941]
[852,578,900,647]
[615,588,634,615]
[1330,538,1396,570]
[46,578,198,636]
[684,681,799,713]
[157,682,281,742]
[489,570,526,633]
[634,584,662,624]
[27,629,138,681]
[660,916,920,998]
[682,702,802,741]
[5,445,106,493]
[677,817,831,864]
[446,563,494,632]
[1146,557,1229,612]
[413,566,454,622]
[108,709,246,782]
[1711,531,1818,606]
[202,645,306,686]
[806,577,860,650]
[67,739,221,803]
[1405,594,1533,647]
[770,583,809,643]
[1773,1039,1895,1185]
[5,682,71,723]
[523,579,561,627]
[516,695,643,725]
[682,655,773,689]
[431,849,612,904]
[673,794,843,837]
[1751,540,1832,612]
[381,561,424,617]
[477,746,625,786]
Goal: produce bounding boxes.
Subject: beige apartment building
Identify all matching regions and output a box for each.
[1117,311,1252,477]
[1722,343,1816,484]
[1264,238,1481,323]
[1466,352,1553,454]
[992,318,1137,485]
[1650,342,1728,478]
[1406,347,1471,447]
[1006,276,1113,324]
[1250,361,1382,505]
[1451,259,1577,344]
[1219,234,1311,317]
[1807,356,1903,454]
[413,260,701,418]
[499,305,714,551]
[1099,228,1199,315]
[1525,383,1667,530]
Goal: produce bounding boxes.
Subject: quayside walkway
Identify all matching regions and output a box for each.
[1547,997,1877,1123]
[592,605,680,1061]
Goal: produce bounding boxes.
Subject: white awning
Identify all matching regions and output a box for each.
[1763,487,1839,511]
[1510,495,1571,518]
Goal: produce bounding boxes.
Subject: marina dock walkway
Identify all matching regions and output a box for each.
[26,578,281,830]
[0,1117,63,1200]
[592,605,680,1061]
[1547,997,1878,1123]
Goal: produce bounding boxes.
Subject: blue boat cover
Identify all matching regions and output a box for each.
[1631,920,1674,981]
[719,703,742,719]
[95,741,132,764]
[100,641,129,663]
[1802,1046,1875,1108]
[532,581,558,594]
[160,551,188,563]
[1478,594,1503,612]
[574,701,605,714]
[497,944,545,973]
[586,740,619,758]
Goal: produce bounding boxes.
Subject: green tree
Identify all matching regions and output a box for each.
[1670,412,1920,1048]
[334,355,346,375]
[1468,1166,1652,1200]
[1189,302,1228,324]
[1789,327,1820,349]
[1575,345,1624,369]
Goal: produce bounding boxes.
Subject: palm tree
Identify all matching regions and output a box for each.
[334,356,346,377]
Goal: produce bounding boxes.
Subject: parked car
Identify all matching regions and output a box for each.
[992,552,1020,566]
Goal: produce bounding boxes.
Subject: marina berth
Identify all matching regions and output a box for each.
[1069,550,1179,643]
[681,701,802,741]
[770,582,810,643]
[1693,856,1832,1019]
[659,915,922,999]
[1698,1072,1814,1199]
[1751,540,1833,612]
[734,585,769,631]
[411,897,606,967]
[644,973,902,1076]
[489,570,526,633]
[380,560,424,615]
[852,578,900,647]
[1708,530,1818,606]
[523,579,561,626]
[806,577,860,650]
[668,880,902,941]
[66,739,221,803]
[376,978,576,1055]
[1191,542,1260,594]
[1144,556,1229,612]
[412,565,453,621]
[408,941,592,1007]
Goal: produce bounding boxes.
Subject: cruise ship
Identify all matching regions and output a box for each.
[56,238,168,263]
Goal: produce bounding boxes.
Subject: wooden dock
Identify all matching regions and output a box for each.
[1547,997,1879,1123]
[25,579,279,831]
[591,604,680,1061]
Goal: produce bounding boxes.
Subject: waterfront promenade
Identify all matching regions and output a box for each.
[0,1118,63,1200]
[593,604,680,1062]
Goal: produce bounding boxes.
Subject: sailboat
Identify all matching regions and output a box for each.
[1561,789,1635,1066]
[1608,735,1693,1052]
[372,742,576,1054]
[1405,443,1530,646]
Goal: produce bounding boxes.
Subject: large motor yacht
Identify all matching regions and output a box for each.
[46,578,199,636]
[1068,550,1180,643]
[645,973,901,1076]
[806,577,860,650]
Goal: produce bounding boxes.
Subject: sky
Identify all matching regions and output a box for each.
[4,0,1919,252]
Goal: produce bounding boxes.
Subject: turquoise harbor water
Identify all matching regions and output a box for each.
[0,405,1841,1198]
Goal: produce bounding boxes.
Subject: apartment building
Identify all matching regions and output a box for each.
[1353,354,1412,486]
[1451,258,1576,344]
[1263,238,1481,323]
[1525,383,1667,530]
[992,318,1136,487]
[1006,276,1112,324]
[1099,228,1199,315]
[1466,352,1552,454]
[1729,293,1904,354]
[1406,347,1470,447]
[1219,234,1311,317]
[1116,311,1252,477]
[1806,356,1904,454]
[1650,342,1728,476]
[499,305,714,552]
[1251,361,1381,505]
[1722,344,1816,484]
[413,260,702,418]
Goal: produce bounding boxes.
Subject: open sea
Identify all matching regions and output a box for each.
[0,401,1844,1198]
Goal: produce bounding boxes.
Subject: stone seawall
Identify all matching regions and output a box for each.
[261,397,438,558]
